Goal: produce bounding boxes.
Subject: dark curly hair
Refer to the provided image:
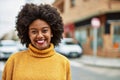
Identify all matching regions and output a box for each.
[16,3,64,47]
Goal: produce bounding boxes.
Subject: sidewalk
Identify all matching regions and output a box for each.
[79,55,120,68]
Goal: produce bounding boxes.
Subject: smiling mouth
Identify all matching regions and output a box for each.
[37,40,45,44]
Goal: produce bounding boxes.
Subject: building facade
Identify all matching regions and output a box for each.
[53,0,120,58]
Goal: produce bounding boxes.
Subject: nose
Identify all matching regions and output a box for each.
[37,32,43,38]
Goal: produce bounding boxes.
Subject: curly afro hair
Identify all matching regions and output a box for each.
[16,3,64,47]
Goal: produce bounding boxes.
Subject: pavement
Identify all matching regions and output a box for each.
[79,55,120,68]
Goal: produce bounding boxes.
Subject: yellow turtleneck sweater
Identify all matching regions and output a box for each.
[2,44,71,80]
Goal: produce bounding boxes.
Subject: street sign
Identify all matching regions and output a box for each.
[91,18,101,61]
[91,18,100,28]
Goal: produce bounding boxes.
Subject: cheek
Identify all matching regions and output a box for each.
[50,31,53,37]
[49,33,53,39]
[28,33,34,41]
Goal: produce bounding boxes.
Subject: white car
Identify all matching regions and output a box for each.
[55,38,83,58]
[16,41,27,51]
[0,40,19,60]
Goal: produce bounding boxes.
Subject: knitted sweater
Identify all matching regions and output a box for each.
[2,44,71,80]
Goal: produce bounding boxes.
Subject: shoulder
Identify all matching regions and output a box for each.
[55,52,71,70]
[7,50,27,62]
[55,52,70,63]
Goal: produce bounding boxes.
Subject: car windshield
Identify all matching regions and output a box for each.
[65,42,76,45]
[61,38,78,45]
[0,40,16,46]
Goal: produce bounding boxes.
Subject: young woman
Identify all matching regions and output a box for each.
[2,3,71,80]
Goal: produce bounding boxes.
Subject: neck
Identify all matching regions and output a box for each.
[28,43,55,58]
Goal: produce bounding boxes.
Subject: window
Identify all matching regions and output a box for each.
[75,28,87,45]
[113,26,120,42]
[70,0,75,7]
[105,22,110,34]
[113,25,120,49]
[58,2,64,13]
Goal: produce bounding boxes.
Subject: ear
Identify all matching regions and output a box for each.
[51,34,53,37]
[51,32,53,37]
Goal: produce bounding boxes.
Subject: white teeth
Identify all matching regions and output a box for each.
[37,40,44,43]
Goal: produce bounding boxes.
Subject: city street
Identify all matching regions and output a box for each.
[0,57,120,80]
[70,58,120,80]
[0,0,120,80]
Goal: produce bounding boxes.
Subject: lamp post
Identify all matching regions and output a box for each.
[91,18,100,59]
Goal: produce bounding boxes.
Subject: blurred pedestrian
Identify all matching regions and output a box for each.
[2,3,71,80]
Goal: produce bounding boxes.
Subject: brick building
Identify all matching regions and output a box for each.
[53,0,120,58]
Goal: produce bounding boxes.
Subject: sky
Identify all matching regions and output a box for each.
[0,0,55,38]
[26,0,55,4]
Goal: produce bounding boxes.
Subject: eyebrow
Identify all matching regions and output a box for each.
[29,27,50,30]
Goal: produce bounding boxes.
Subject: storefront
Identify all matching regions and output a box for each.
[71,12,120,58]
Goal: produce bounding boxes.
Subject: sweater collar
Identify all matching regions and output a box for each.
[28,43,55,58]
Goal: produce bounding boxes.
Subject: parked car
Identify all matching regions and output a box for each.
[55,38,83,58]
[16,41,27,51]
[0,40,19,60]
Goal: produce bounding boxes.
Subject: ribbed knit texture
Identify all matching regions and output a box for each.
[2,43,71,80]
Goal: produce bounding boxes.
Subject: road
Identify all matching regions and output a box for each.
[0,58,120,80]
[70,58,120,80]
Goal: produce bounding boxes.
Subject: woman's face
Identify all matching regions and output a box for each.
[29,19,53,50]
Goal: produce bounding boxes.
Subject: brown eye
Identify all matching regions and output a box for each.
[31,30,37,34]
[42,29,48,33]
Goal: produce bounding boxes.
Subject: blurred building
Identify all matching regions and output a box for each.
[53,0,120,58]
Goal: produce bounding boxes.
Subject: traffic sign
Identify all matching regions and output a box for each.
[91,18,100,28]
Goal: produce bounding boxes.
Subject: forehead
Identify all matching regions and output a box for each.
[29,19,50,29]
